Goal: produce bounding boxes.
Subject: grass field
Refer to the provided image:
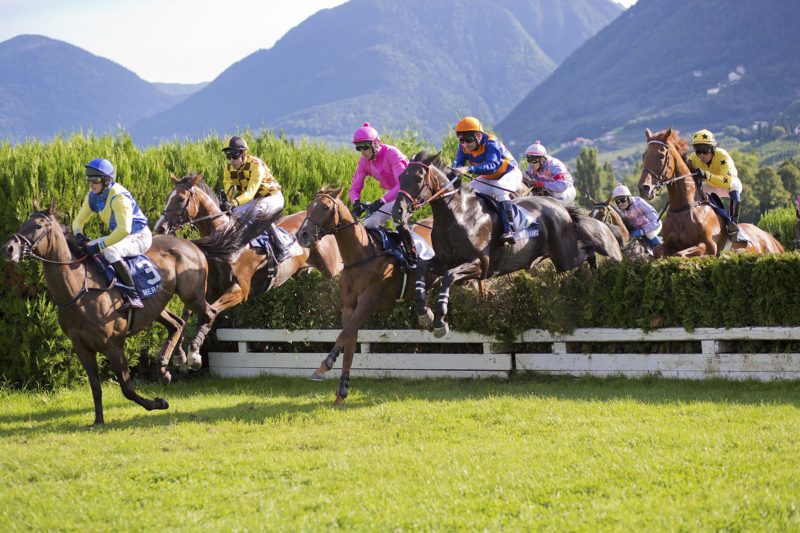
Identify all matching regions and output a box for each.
[1,373,799,531]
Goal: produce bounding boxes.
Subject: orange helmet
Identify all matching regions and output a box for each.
[455,116,484,133]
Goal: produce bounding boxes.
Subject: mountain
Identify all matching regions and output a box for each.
[132,0,621,144]
[0,35,178,141]
[498,0,800,151]
[152,82,209,98]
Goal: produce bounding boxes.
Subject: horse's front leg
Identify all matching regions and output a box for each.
[155,308,186,380]
[415,258,435,328]
[310,301,357,382]
[72,342,104,425]
[433,260,483,338]
[106,342,169,414]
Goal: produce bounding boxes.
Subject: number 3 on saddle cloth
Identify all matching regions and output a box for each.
[475,193,541,243]
[90,254,163,299]
[249,226,303,263]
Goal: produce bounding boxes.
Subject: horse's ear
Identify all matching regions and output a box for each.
[431,151,443,168]
[47,199,57,215]
[665,128,672,139]
[190,172,202,186]
[333,187,343,199]
[645,128,652,141]
[170,174,179,184]
[33,198,40,211]
[588,195,597,205]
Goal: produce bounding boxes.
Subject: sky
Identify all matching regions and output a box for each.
[1,0,638,84]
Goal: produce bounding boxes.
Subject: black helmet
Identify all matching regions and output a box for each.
[222,136,248,153]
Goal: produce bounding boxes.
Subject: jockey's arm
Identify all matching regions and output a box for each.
[232,161,267,207]
[103,193,135,247]
[348,160,368,204]
[71,195,95,235]
[706,172,734,190]
[467,144,503,176]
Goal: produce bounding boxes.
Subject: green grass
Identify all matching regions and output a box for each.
[1,374,799,531]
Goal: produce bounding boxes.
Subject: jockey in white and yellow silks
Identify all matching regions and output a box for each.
[73,158,151,310]
[220,135,291,261]
[452,116,523,245]
[686,129,746,243]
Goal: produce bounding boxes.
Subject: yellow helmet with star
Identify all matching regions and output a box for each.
[691,129,717,147]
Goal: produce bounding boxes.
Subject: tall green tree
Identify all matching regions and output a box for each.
[575,146,601,206]
[752,167,792,215]
[778,159,800,197]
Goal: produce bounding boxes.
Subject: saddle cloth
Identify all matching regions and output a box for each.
[366,227,433,269]
[93,254,162,299]
[249,226,303,263]
[475,193,541,242]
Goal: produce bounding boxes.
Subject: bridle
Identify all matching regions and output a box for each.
[396,161,459,211]
[301,193,358,242]
[643,139,692,193]
[160,186,227,233]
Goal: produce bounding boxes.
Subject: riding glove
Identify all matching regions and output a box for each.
[692,169,710,181]
[630,229,644,238]
[350,200,367,217]
[219,198,235,212]
[367,199,385,214]
[86,241,102,255]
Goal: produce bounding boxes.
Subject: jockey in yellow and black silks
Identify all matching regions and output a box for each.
[686,129,747,243]
[220,136,291,261]
[452,116,523,244]
[73,158,151,310]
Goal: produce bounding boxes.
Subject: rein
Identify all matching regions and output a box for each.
[644,139,693,194]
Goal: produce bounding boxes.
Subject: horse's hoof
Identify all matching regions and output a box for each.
[433,323,449,338]
[188,351,202,371]
[154,397,169,410]
[158,369,172,386]
[418,309,434,328]
[333,397,345,408]
[172,348,187,367]
[309,371,326,382]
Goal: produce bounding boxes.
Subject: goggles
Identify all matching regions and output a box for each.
[693,145,712,155]
[354,143,373,152]
[225,150,243,160]
[457,134,478,144]
[85,175,105,184]
[526,155,544,164]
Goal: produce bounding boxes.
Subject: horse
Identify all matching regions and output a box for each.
[296,187,434,407]
[1,202,216,425]
[588,197,653,260]
[638,128,783,256]
[153,173,342,360]
[392,150,621,337]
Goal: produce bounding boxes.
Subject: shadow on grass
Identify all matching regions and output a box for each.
[2,372,799,436]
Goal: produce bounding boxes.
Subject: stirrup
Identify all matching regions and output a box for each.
[119,295,144,311]
[500,231,516,245]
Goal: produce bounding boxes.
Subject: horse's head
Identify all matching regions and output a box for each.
[3,200,60,263]
[638,128,686,201]
[153,172,216,235]
[392,150,450,226]
[588,197,613,224]
[297,187,349,247]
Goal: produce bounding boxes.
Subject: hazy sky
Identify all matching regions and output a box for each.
[1,0,637,84]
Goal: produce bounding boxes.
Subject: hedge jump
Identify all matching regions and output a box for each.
[208,327,800,381]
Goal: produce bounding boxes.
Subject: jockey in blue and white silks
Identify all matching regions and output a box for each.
[611,183,662,249]
[73,158,151,310]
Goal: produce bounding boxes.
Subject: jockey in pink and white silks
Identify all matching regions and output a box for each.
[348,122,409,230]
[523,141,577,204]
[72,158,151,310]
[611,183,663,249]
[452,116,523,245]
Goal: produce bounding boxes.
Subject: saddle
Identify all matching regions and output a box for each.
[365,227,417,271]
[475,193,541,242]
[89,254,163,300]
[248,226,302,263]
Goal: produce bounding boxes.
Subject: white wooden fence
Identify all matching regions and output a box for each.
[208,327,800,381]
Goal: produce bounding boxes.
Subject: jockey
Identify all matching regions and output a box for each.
[348,122,409,229]
[523,140,577,203]
[686,129,746,243]
[611,183,663,249]
[220,136,291,262]
[452,116,523,244]
[72,158,151,310]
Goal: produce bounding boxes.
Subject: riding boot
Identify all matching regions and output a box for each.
[726,197,747,243]
[111,260,144,310]
[267,222,292,263]
[399,225,418,269]
[498,201,516,245]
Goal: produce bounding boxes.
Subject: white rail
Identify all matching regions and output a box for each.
[208,327,800,381]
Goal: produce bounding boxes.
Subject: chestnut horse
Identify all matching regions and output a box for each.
[153,173,342,360]
[638,128,783,256]
[393,150,621,337]
[296,187,434,407]
[2,203,216,425]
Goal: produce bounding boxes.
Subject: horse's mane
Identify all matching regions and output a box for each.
[178,173,218,206]
[412,149,447,172]
[652,129,690,157]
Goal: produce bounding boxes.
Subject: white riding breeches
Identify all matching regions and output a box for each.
[101,226,153,263]
[363,199,396,229]
[469,167,523,202]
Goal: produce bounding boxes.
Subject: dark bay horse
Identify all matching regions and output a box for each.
[2,203,215,425]
[638,128,783,256]
[393,150,621,337]
[154,173,342,361]
[588,197,652,259]
[296,187,434,407]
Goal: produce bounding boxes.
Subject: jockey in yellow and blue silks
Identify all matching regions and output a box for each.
[72,158,151,310]
[686,129,747,243]
[452,116,523,245]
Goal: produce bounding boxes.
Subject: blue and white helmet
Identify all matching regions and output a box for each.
[84,158,115,184]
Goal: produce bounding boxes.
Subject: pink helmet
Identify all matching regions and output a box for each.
[352,122,380,144]
[524,140,548,158]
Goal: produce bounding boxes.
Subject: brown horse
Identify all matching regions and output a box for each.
[638,128,783,256]
[588,197,653,259]
[296,187,434,407]
[153,173,342,361]
[2,203,216,425]
[393,150,620,337]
